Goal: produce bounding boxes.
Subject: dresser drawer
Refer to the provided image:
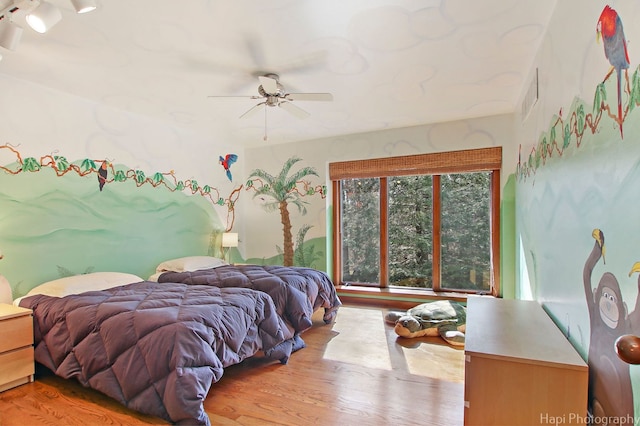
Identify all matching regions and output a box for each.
[0,314,33,353]
[0,346,34,388]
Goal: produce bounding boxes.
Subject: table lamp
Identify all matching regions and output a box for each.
[221,232,238,264]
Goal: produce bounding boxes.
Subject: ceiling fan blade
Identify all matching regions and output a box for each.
[279,101,310,119]
[258,75,279,94]
[208,95,262,99]
[239,102,266,119]
[285,93,333,101]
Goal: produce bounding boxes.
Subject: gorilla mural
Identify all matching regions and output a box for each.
[583,229,636,421]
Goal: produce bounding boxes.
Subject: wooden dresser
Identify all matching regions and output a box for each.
[0,303,34,392]
[464,296,588,425]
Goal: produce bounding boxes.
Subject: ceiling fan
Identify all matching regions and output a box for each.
[208,73,333,140]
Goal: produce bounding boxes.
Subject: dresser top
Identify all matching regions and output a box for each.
[0,303,32,320]
[465,296,587,369]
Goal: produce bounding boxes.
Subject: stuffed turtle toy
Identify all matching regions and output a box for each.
[384,300,466,347]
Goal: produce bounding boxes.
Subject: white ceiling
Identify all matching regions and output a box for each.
[0,0,557,147]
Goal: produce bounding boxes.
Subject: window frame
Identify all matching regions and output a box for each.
[330,147,501,296]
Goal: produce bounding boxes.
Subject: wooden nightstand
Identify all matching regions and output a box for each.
[0,304,34,392]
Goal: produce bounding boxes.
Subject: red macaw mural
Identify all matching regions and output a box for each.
[219,154,238,182]
[597,5,630,138]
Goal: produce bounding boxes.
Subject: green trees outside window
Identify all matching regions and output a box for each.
[339,172,491,292]
[440,172,491,291]
[341,178,380,284]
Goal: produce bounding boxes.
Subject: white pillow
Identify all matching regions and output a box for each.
[155,256,228,273]
[21,272,144,300]
[147,272,163,282]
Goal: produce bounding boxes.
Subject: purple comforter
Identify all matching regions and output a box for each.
[158,265,342,331]
[20,281,297,425]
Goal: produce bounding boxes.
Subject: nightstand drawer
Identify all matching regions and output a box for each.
[0,346,34,388]
[0,315,33,353]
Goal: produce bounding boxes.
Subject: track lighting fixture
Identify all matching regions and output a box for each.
[70,0,96,14]
[0,0,97,55]
[25,1,61,33]
[0,15,23,50]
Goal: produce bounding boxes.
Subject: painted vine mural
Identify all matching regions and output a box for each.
[0,143,242,231]
[0,142,327,290]
[516,5,640,422]
[517,5,636,181]
[0,145,325,235]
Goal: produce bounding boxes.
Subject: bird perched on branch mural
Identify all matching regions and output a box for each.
[596,5,629,138]
[98,160,109,191]
[219,154,238,182]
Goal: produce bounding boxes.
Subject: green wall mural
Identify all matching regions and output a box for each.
[516,5,640,420]
[517,11,640,183]
[0,144,233,298]
[0,144,242,229]
[0,145,329,297]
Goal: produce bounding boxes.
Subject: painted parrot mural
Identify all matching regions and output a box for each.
[219,154,238,182]
[596,5,629,138]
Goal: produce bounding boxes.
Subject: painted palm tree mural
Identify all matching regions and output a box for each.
[247,156,319,266]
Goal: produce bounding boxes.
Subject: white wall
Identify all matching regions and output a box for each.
[0,73,243,230]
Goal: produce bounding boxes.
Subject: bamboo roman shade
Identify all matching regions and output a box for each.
[329,146,502,180]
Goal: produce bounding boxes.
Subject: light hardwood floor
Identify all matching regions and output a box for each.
[0,304,465,426]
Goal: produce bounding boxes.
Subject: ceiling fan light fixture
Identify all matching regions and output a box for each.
[26,1,62,33]
[209,73,333,140]
[70,0,96,14]
[0,19,23,50]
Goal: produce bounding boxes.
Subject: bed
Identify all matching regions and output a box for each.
[151,256,342,335]
[16,272,300,425]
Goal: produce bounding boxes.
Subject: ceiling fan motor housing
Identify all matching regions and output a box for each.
[209,72,332,128]
[258,82,284,98]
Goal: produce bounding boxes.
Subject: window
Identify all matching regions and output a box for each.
[330,147,501,295]
[341,178,380,284]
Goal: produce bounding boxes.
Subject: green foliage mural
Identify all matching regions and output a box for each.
[0,144,241,231]
[246,156,326,267]
[517,64,640,180]
[0,144,232,297]
[515,6,640,420]
[0,145,329,296]
[293,225,323,268]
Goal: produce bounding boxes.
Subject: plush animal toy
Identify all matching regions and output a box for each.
[384,300,466,347]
